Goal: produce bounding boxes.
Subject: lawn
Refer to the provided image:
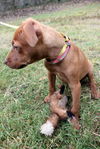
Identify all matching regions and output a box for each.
[0,1,100,149]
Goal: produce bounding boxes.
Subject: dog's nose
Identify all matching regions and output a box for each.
[4,60,8,65]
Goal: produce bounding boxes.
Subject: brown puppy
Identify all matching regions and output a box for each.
[5,18,99,119]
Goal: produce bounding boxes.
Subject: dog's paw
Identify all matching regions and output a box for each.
[40,121,54,136]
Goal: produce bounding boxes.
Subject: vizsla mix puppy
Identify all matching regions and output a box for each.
[5,18,99,120]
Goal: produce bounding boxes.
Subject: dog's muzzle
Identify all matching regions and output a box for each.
[18,64,27,69]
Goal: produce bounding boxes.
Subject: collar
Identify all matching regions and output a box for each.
[46,34,71,64]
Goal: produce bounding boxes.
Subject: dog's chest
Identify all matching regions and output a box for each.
[56,72,69,83]
[45,61,69,83]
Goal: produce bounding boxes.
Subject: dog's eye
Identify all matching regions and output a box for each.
[12,45,22,53]
[13,45,21,52]
[13,46,19,50]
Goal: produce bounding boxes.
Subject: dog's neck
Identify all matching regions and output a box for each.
[31,25,66,62]
[44,29,65,60]
[38,30,65,60]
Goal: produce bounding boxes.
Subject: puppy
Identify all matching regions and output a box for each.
[5,18,100,120]
[40,85,80,136]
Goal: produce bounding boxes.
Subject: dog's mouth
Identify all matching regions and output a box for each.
[18,64,27,69]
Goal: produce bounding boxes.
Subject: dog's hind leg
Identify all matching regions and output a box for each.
[88,71,100,99]
[87,61,100,99]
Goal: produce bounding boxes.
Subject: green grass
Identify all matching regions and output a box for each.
[0,1,100,149]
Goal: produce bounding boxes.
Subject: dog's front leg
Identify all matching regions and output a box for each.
[69,82,81,119]
[44,71,56,102]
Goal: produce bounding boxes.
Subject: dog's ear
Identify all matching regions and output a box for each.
[23,20,38,47]
[59,85,65,94]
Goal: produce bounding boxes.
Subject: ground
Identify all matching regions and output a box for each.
[0,0,100,149]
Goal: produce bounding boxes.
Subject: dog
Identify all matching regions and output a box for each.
[4,18,100,120]
[40,85,80,136]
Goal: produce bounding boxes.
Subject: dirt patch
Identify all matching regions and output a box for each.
[0,0,98,21]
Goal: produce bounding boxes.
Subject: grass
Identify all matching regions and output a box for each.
[0,1,100,149]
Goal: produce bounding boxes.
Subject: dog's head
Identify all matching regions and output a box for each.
[4,18,44,69]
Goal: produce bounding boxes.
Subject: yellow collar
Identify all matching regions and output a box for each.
[58,33,70,56]
[46,33,71,64]
[59,44,67,56]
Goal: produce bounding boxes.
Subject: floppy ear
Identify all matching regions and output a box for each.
[23,21,38,47]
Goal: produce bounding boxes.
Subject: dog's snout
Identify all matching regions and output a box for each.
[4,58,11,65]
[4,60,8,65]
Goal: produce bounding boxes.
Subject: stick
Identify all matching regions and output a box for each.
[0,22,18,29]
